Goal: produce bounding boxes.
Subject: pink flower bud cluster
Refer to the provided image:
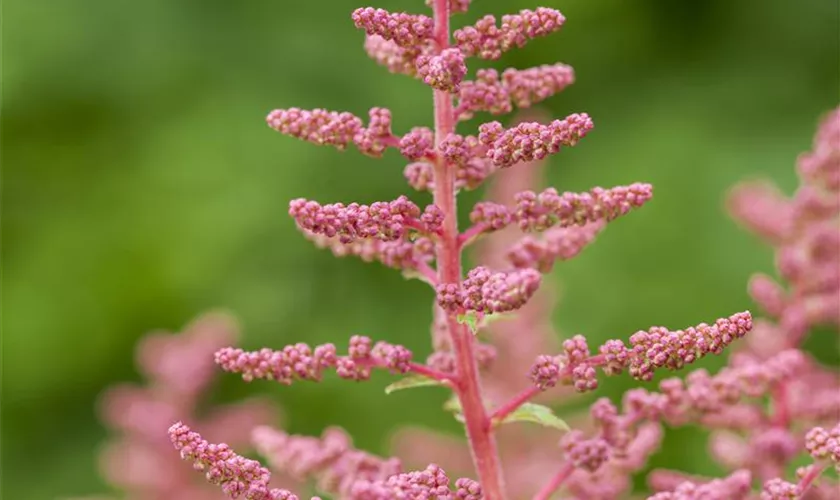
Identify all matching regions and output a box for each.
[729,106,840,339]
[215,336,413,384]
[252,425,402,498]
[478,114,594,167]
[805,423,840,472]
[514,183,654,231]
[506,221,604,272]
[352,8,434,49]
[416,48,467,93]
[647,470,752,500]
[456,64,575,121]
[302,231,435,273]
[95,314,279,499]
[168,422,298,500]
[454,8,565,60]
[363,34,431,76]
[527,312,754,393]
[436,266,542,315]
[351,464,480,500]
[289,195,441,244]
[797,107,840,191]
[559,430,611,473]
[266,107,398,157]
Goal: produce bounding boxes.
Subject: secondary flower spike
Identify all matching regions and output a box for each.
[456,64,575,120]
[454,8,566,60]
[288,196,441,244]
[351,8,434,49]
[514,183,654,231]
[168,422,299,500]
[436,266,542,315]
[215,336,413,384]
[478,114,594,167]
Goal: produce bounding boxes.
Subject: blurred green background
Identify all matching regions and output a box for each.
[3,0,838,498]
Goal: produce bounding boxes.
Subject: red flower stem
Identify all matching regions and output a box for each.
[430,1,506,499]
[797,464,828,495]
[407,362,455,384]
[488,386,542,428]
[532,462,574,500]
[458,223,489,249]
[770,382,790,427]
[414,261,439,285]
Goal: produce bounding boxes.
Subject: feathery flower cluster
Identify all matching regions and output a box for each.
[647,470,752,500]
[252,425,402,497]
[143,3,840,500]
[436,266,542,315]
[454,8,565,60]
[302,231,435,275]
[289,195,441,244]
[478,114,594,167]
[455,65,575,120]
[506,222,604,272]
[93,313,279,499]
[351,8,434,49]
[526,311,754,392]
[416,48,467,93]
[215,336,413,384]
[514,183,654,231]
[169,422,297,500]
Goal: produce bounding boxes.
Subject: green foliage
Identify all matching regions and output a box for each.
[385,375,450,394]
[491,403,570,432]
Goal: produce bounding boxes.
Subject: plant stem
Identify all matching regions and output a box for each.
[489,386,542,427]
[430,1,507,499]
[532,462,574,500]
[797,464,828,495]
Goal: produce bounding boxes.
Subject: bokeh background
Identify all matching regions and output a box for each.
[3,0,838,498]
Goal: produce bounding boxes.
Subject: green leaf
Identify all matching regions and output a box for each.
[456,312,516,335]
[493,402,570,431]
[443,395,465,423]
[456,313,480,334]
[385,375,448,394]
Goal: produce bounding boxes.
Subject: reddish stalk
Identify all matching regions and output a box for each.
[488,386,542,428]
[407,362,455,384]
[430,1,507,499]
[797,464,828,495]
[532,462,574,500]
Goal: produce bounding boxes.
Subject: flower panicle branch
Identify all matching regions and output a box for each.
[289,196,443,244]
[455,64,575,121]
[215,336,452,384]
[168,422,301,500]
[485,312,756,424]
[460,181,647,246]
[436,266,542,316]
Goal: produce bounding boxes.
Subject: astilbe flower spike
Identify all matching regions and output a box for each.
[215,336,419,384]
[89,313,282,499]
[153,1,840,499]
[169,422,299,500]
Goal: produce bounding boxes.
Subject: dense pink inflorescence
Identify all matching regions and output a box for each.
[478,114,594,167]
[151,1,840,499]
[514,183,654,231]
[215,336,413,383]
[456,65,575,120]
[454,8,565,60]
[252,425,402,497]
[94,313,281,499]
[289,196,441,244]
[169,422,298,500]
[436,266,542,315]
